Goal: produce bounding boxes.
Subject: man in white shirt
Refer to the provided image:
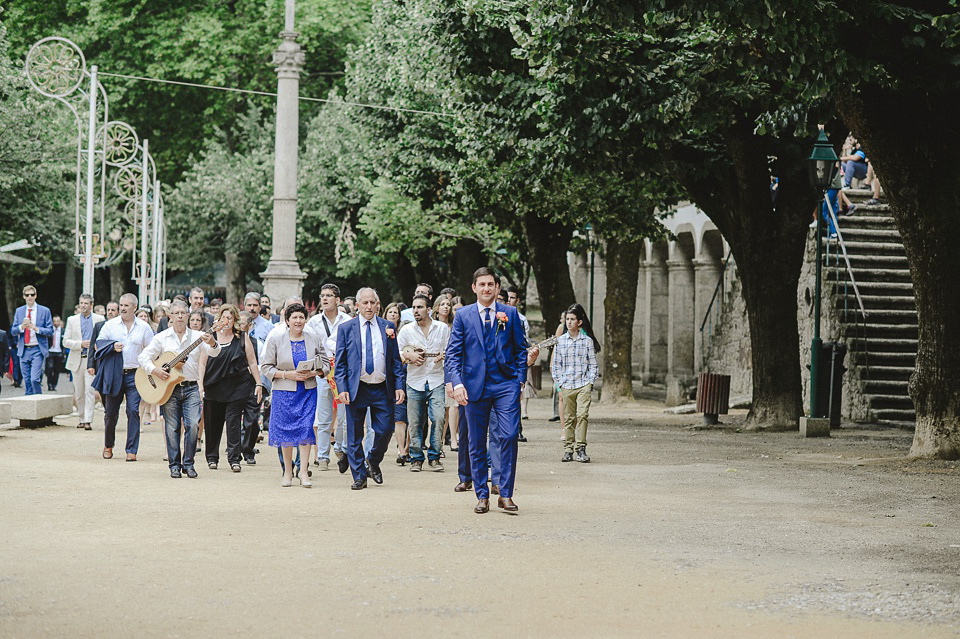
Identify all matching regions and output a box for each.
[138,300,220,478]
[95,293,155,461]
[306,283,352,471]
[63,294,104,429]
[398,293,450,472]
[399,283,433,324]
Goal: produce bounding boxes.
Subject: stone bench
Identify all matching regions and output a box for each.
[0,402,10,425]
[5,394,74,428]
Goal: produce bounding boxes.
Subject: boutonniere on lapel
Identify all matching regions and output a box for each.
[385,327,396,339]
[496,311,508,333]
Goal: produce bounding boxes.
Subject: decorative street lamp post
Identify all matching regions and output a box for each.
[807,129,840,420]
[261,0,307,303]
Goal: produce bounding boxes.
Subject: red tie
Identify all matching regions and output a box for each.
[25,308,32,345]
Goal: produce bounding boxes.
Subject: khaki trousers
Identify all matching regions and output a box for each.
[560,384,592,452]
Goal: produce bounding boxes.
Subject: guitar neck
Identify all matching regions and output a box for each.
[167,329,214,367]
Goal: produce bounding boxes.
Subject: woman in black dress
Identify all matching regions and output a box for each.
[199,304,262,472]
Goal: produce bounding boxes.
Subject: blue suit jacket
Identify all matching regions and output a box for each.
[10,304,53,357]
[334,316,403,402]
[444,302,527,401]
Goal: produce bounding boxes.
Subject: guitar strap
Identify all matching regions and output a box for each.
[321,315,332,338]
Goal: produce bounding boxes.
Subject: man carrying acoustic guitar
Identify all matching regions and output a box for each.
[138,300,221,478]
[397,293,450,472]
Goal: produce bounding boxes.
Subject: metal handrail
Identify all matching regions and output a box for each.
[700,253,733,332]
[823,195,868,320]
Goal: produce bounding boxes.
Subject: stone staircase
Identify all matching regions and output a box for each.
[827,189,917,425]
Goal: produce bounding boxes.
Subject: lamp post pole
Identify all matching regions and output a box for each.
[82,65,99,295]
[260,0,306,303]
[807,129,840,420]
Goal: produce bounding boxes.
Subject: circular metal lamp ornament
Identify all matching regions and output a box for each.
[25,37,86,98]
[100,121,140,167]
[115,165,144,201]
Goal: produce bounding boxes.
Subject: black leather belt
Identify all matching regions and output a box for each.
[178,380,198,387]
[123,368,137,373]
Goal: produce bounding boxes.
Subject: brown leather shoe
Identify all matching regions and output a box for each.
[102,447,113,459]
[474,498,490,514]
[491,484,500,495]
[454,481,473,493]
[125,453,137,462]
[498,497,518,513]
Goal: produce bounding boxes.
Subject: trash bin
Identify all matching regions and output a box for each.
[696,373,731,425]
[530,364,542,391]
[814,342,847,427]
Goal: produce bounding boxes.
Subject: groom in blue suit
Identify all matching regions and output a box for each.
[335,287,405,490]
[10,285,54,395]
[445,267,528,514]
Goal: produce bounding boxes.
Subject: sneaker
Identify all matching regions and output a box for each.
[561,452,573,462]
[319,460,329,471]
[866,198,881,205]
[428,459,444,472]
[575,448,591,463]
[410,460,423,472]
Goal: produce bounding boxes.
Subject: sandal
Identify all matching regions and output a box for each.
[231,463,241,473]
[208,462,218,470]
[102,448,113,459]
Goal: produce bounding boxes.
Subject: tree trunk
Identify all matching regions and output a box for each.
[600,237,641,403]
[224,251,245,305]
[673,120,812,429]
[454,238,484,295]
[839,87,960,459]
[62,265,77,317]
[521,211,575,339]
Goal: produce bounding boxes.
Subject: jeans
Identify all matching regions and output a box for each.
[20,346,44,395]
[842,159,867,187]
[407,384,446,462]
[103,370,141,454]
[162,384,201,470]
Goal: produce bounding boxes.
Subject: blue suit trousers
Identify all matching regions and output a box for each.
[346,382,394,481]
[465,379,521,499]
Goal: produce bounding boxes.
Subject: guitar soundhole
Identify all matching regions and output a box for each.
[148,376,157,388]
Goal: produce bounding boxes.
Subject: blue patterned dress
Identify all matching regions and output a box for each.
[268,340,317,448]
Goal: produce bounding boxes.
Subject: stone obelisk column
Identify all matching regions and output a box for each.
[261,0,306,304]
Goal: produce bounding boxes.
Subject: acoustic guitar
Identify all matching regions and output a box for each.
[135,319,227,405]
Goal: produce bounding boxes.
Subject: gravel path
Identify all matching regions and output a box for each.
[1,393,957,638]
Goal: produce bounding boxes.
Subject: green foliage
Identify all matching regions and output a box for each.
[0,20,75,259]
[3,0,373,181]
[165,104,273,277]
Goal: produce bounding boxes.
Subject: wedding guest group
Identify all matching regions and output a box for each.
[5,267,602,519]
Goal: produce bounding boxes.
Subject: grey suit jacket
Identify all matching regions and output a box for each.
[63,313,105,371]
[259,327,325,392]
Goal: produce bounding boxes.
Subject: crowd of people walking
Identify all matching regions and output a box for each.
[3,269,602,514]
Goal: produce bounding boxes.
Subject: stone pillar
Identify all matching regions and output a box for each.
[666,257,695,404]
[260,1,306,303]
[632,259,647,379]
[643,252,669,383]
[694,258,723,372]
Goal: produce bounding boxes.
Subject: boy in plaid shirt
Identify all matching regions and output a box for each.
[550,304,600,462]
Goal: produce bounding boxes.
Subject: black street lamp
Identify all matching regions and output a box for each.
[807,129,840,418]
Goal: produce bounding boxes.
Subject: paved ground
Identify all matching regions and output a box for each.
[1,380,958,638]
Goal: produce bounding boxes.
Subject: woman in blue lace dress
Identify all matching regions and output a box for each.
[259,303,325,488]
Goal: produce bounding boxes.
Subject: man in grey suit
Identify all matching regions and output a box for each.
[64,294,104,430]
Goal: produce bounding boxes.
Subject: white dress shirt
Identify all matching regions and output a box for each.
[397,319,449,391]
[98,316,155,369]
[359,316,386,384]
[23,304,38,347]
[138,327,220,382]
[307,310,351,359]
